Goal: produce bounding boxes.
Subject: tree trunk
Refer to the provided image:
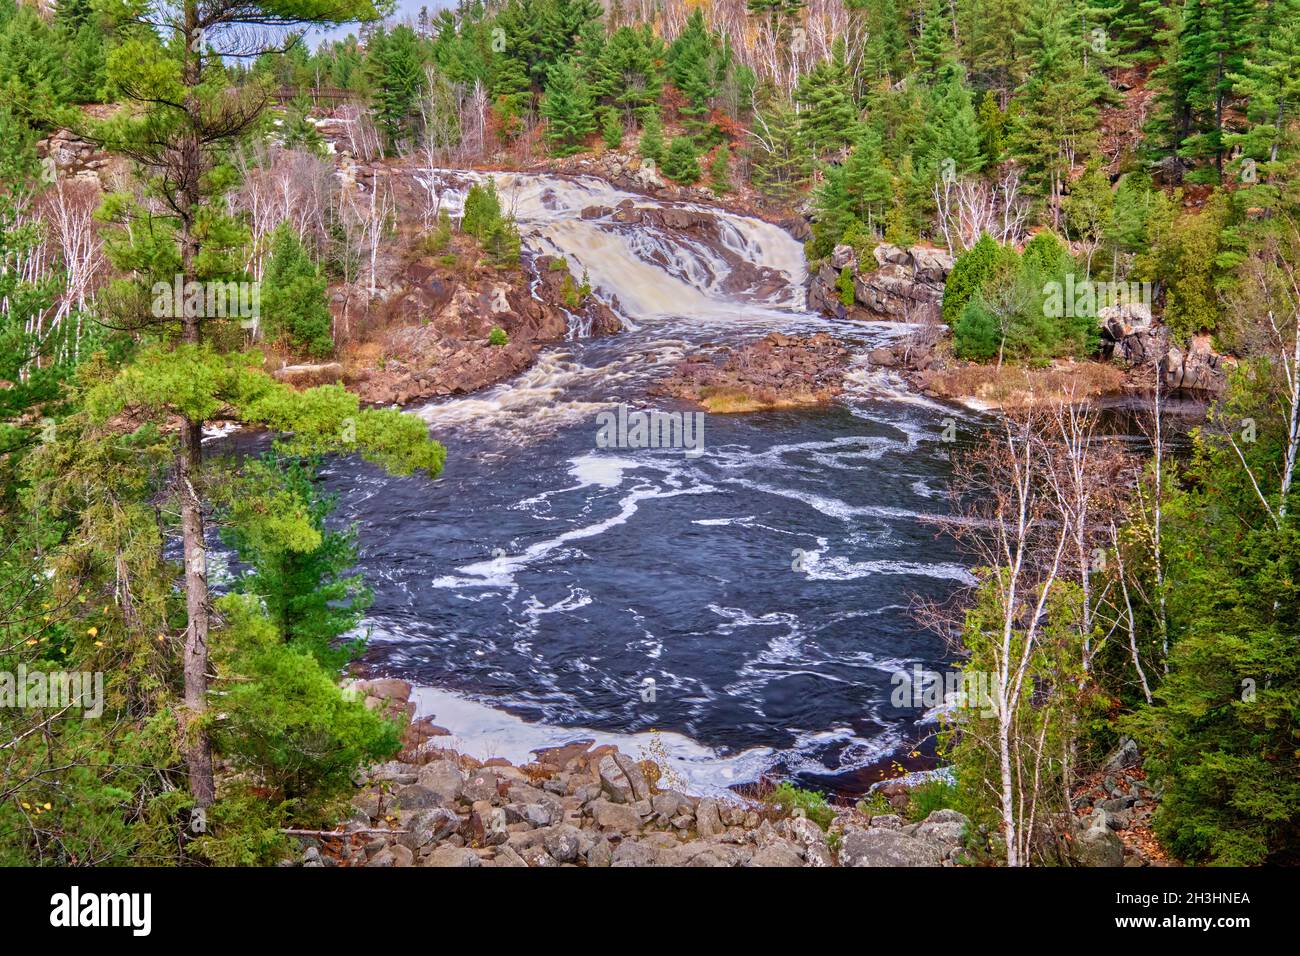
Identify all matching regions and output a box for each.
[178,0,214,810]
[179,421,214,809]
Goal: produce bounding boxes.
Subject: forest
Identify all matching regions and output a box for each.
[0,0,1296,871]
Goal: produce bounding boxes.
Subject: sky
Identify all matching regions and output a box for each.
[310,0,453,46]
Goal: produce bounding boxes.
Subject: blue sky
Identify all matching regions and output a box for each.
[310,1,452,46]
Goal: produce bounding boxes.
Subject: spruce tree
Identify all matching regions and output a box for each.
[371,24,426,152]
[748,100,811,205]
[662,135,702,184]
[540,56,596,156]
[1008,0,1101,226]
[794,39,859,158]
[709,143,733,193]
[916,0,956,81]
[639,106,665,164]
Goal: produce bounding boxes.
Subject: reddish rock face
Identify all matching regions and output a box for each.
[345,253,620,407]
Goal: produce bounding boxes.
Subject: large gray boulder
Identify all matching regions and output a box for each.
[1073,819,1125,867]
[839,827,942,867]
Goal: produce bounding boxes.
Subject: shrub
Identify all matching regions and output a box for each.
[838,265,855,307]
[211,595,400,819]
[906,778,963,821]
[942,233,1010,325]
[765,781,836,830]
[953,297,1001,360]
[661,136,701,185]
[488,326,508,346]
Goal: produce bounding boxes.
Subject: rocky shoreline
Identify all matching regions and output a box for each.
[294,678,983,868]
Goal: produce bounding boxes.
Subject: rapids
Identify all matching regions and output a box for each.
[322,172,982,797]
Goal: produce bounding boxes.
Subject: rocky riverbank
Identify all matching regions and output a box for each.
[339,250,620,407]
[291,678,983,868]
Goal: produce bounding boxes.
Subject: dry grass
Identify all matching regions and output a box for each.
[919,360,1127,410]
[698,385,830,413]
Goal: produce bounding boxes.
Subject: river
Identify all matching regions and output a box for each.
[243,171,1000,799]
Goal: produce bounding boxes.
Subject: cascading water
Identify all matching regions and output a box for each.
[315,170,978,796]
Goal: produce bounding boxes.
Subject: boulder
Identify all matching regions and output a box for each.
[1103,738,1141,773]
[401,808,461,850]
[416,760,466,804]
[425,846,483,868]
[590,799,642,834]
[911,809,969,859]
[541,824,586,864]
[695,798,723,838]
[839,827,942,867]
[1073,820,1124,867]
[747,841,806,867]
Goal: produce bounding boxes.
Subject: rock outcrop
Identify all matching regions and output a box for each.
[809,243,955,322]
[653,332,851,412]
[1099,304,1231,395]
[346,254,619,406]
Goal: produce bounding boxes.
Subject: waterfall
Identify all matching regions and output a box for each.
[421,170,808,325]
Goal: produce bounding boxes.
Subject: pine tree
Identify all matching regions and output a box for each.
[601,108,623,148]
[661,135,702,184]
[491,50,534,139]
[371,24,426,152]
[916,0,956,80]
[1153,0,1256,178]
[262,224,333,358]
[958,0,1025,97]
[748,100,811,205]
[916,62,985,181]
[863,0,906,81]
[709,143,733,193]
[794,39,859,158]
[639,106,665,164]
[667,9,720,140]
[1008,0,1101,226]
[540,56,596,155]
[1226,0,1300,189]
[82,0,445,818]
[603,24,663,120]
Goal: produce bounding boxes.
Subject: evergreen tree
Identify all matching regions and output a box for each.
[748,100,812,205]
[915,62,985,181]
[602,24,663,120]
[667,9,720,140]
[862,0,906,81]
[601,107,623,148]
[638,105,665,164]
[916,0,956,80]
[794,39,859,158]
[223,456,372,673]
[1226,0,1300,193]
[371,25,426,152]
[661,135,702,184]
[1008,0,1101,227]
[540,56,596,155]
[262,224,333,358]
[708,143,733,193]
